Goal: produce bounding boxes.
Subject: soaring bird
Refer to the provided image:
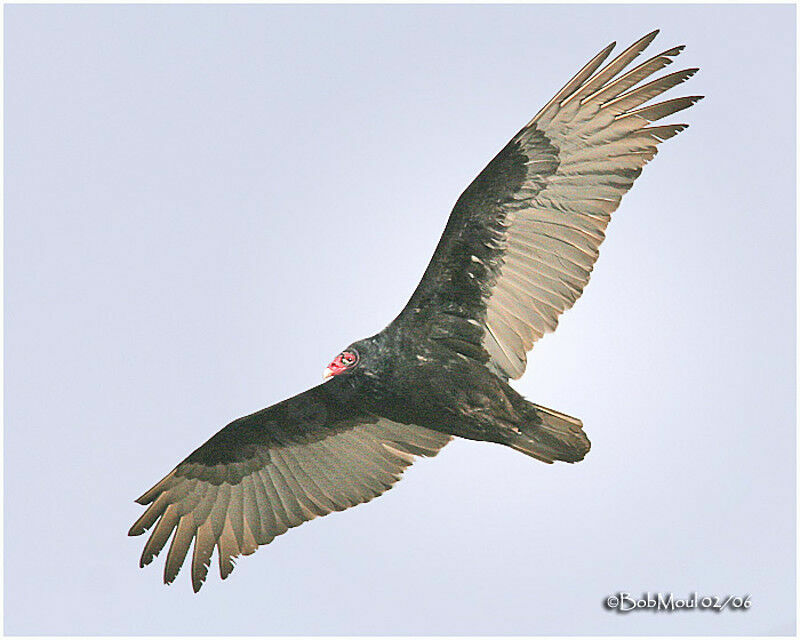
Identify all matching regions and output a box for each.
[130,30,701,591]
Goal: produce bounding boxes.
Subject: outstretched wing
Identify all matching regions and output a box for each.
[391,31,701,379]
[128,382,450,591]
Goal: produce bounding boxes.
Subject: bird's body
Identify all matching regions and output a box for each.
[353,335,584,458]
[130,30,701,591]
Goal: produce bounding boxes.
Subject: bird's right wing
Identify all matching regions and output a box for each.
[391,31,701,379]
[128,382,450,591]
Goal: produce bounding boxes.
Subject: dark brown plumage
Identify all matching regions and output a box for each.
[130,30,701,591]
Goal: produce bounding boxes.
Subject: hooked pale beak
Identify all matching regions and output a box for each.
[323,366,334,380]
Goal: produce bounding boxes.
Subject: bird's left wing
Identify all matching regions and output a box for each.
[129,383,450,591]
[391,31,701,379]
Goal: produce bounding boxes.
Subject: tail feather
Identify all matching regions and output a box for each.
[507,403,590,464]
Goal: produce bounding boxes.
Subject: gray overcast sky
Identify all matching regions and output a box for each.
[4,3,795,635]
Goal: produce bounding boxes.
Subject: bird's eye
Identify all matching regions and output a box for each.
[341,351,358,366]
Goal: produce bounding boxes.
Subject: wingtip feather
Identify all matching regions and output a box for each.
[633,29,660,50]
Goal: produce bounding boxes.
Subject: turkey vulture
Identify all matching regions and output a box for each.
[130,30,701,591]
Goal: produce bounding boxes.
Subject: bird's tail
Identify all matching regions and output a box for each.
[506,402,590,464]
